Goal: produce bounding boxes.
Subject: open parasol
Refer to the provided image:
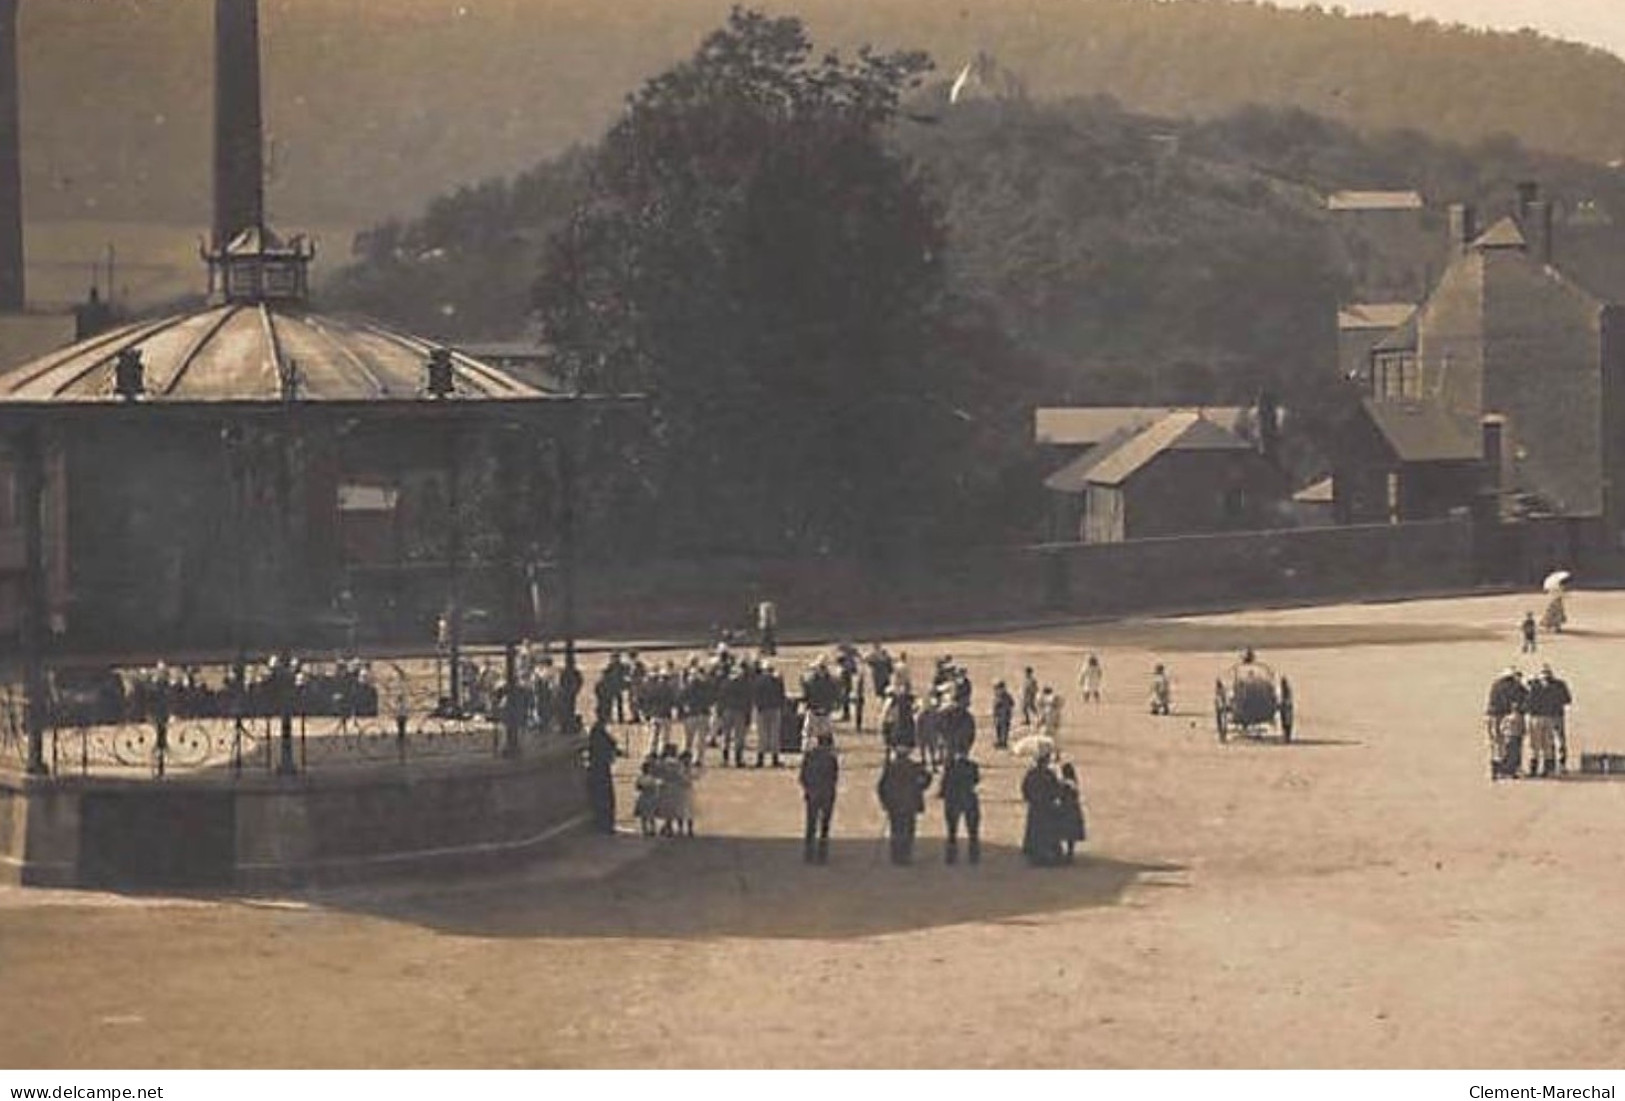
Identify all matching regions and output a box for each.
[1011,732,1057,758]
[1543,570,1572,593]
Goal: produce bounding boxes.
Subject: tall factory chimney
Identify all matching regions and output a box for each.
[213,0,264,250]
[0,0,25,311]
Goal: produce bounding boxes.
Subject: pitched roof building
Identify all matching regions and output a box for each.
[1041,408,1287,543]
[1335,182,1625,555]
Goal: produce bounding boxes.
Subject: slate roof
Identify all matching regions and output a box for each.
[1362,399,1480,463]
[1035,405,1248,447]
[1473,217,1527,251]
[1338,303,1417,331]
[1293,476,1334,504]
[1043,411,1256,492]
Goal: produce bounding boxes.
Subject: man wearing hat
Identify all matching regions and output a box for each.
[992,679,1015,749]
[754,658,787,768]
[877,747,931,865]
[798,731,839,863]
[1485,666,1528,781]
[939,746,982,865]
[802,656,842,746]
[1525,664,1573,777]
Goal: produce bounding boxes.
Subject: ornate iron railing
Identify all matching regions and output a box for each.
[8,714,568,780]
[0,653,583,779]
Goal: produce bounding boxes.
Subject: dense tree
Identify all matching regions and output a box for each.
[532,8,1021,556]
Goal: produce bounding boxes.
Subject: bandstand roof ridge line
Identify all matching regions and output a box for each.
[159,303,247,397]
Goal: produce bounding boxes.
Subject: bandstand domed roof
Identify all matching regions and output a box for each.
[0,302,561,404]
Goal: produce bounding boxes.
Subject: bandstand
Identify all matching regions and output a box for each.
[0,0,637,888]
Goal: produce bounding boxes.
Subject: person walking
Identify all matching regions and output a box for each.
[939,748,982,865]
[798,731,839,864]
[877,746,931,865]
[1039,686,1065,741]
[1078,653,1104,705]
[1020,667,1039,727]
[584,717,623,834]
[754,659,786,768]
[1520,612,1538,654]
[1149,664,1172,716]
[992,680,1015,749]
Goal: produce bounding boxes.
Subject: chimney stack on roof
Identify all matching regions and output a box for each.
[1448,202,1477,257]
[0,0,24,312]
[214,0,265,250]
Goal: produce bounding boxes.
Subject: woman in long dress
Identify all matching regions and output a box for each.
[1021,756,1064,866]
[1056,761,1087,862]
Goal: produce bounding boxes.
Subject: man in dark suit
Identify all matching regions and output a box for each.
[939,748,982,865]
[877,747,931,865]
[798,731,839,863]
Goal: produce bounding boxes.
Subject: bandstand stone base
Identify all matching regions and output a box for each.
[0,742,589,890]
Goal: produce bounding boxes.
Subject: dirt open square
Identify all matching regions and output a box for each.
[5,591,1625,1069]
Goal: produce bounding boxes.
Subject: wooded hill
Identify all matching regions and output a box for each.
[21,0,1625,227]
[326,84,1625,409]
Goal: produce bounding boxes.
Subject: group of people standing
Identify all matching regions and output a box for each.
[1484,663,1574,780]
[586,640,1098,870]
[593,645,808,768]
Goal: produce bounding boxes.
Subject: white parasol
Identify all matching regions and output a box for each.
[1543,570,1572,593]
[1011,733,1056,758]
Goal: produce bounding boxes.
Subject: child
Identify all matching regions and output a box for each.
[1079,653,1104,704]
[1057,761,1087,862]
[992,679,1015,749]
[1039,686,1064,740]
[654,744,684,836]
[633,758,661,837]
[673,750,698,837]
[1149,664,1171,716]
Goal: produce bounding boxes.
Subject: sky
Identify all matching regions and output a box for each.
[1258,0,1625,59]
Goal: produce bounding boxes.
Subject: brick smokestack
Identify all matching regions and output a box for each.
[214,0,264,250]
[0,0,24,312]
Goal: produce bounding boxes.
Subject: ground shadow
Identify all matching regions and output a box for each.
[311,836,1182,941]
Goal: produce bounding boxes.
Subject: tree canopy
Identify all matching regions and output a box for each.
[532,8,1023,557]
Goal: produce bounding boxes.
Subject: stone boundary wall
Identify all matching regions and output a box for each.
[561,519,1477,637]
[0,743,588,889]
[1035,518,1475,617]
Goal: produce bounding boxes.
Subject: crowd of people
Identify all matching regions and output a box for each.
[580,638,1129,868]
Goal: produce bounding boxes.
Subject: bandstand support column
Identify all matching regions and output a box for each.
[275,411,297,776]
[19,423,48,776]
[556,414,578,681]
[444,421,463,715]
[501,426,529,759]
